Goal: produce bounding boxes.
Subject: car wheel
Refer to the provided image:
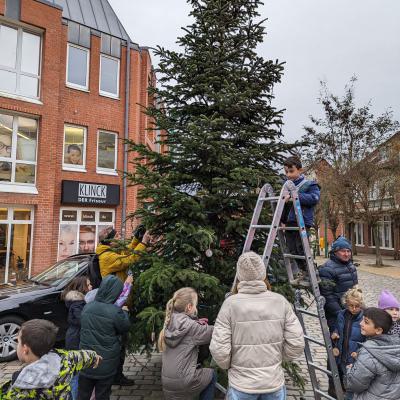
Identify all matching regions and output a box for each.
[0,316,24,362]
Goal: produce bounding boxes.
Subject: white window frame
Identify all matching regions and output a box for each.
[0,205,34,283]
[66,43,90,91]
[355,222,364,246]
[0,23,42,100]
[99,54,120,98]
[369,216,393,250]
[96,130,118,175]
[0,112,38,192]
[62,124,87,172]
[57,207,115,260]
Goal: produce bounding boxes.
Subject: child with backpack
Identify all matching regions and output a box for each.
[378,289,400,336]
[61,276,92,400]
[331,288,365,399]
[159,287,216,400]
[346,307,400,399]
[0,319,101,399]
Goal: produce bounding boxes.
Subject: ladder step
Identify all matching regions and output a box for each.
[215,383,227,394]
[297,308,319,318]
[279,226,300,231]
[304,335,325,346]
[283,253,306,260]
[251,225,271,229]
[308,362,332,377]
[314,389,337,400]
[259,196,280,201]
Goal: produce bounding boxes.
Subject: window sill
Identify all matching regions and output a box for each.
[99,92,120,100]
[96,169,119,176]
[0,91,43,105]
[65,84,90,93]
[62,167,87,173]
[0,183,38,194]
[367,245,394,250]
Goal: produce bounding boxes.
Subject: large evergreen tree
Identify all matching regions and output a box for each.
[126,0,296,350]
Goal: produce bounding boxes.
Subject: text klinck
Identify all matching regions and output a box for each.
[79,183,107,199]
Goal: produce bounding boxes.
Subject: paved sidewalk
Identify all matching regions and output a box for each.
[1,268,400,399]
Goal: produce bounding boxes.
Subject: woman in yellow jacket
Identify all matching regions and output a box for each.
[96,227,150,282]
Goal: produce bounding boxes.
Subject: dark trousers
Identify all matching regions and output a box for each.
[115,333,128,381]
[285,229,308,272]
[78,375,114,400]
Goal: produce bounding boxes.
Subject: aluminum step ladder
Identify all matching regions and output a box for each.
[223,181,344,400]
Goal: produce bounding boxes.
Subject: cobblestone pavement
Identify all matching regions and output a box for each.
[1,269,399,399]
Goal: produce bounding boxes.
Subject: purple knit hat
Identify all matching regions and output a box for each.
[378,290,400,310]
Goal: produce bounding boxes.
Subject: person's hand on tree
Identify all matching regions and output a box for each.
[122,305,129,312]
[125,275,134,285]
[331,332,340,340]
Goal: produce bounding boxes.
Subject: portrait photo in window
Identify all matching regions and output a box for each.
[79,225,96,253]
[58,224,78,260]
[63,125,85,168]
[97,131,117,171]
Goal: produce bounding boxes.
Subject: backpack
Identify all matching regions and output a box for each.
[87,250,110,289]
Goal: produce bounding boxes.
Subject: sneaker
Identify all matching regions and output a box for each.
[113,375,135,386]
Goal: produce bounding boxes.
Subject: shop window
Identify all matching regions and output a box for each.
[0,112,38,188]
[63,125,86,171]
[0,206,33,284]
[66,43,89,91]
[0,24,41,99]
[99,54,119,98]
[97,131,117,174]
[58,208,115,260]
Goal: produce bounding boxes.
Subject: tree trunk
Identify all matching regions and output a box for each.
[394,219,400,260]
[349,222,357,256]
[372,225,383,267]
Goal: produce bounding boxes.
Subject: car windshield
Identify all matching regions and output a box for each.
[31,258,88,287]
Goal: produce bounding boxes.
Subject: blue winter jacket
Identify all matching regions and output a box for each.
[284,176,320,228]
[334,309,365,368]
[319,254,358,330]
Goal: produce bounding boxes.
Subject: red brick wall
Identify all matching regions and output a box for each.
[0,0,155,276]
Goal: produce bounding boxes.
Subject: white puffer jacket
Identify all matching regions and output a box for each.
[210,280,304,394]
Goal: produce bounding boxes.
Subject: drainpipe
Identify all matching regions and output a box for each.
[121,39,131,239]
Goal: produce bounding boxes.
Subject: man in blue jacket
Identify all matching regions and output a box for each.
[281,156,320,281]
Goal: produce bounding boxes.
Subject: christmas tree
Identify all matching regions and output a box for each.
[127,0,296,356]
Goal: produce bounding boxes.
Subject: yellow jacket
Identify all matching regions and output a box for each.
[97,238,146,282]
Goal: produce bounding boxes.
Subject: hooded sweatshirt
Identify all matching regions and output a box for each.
[346,334,400,399]
[0,349,97,399]
[161,313,214,400]
[79,275,131,379]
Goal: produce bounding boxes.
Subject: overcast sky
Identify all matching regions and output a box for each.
[109,0,400,142]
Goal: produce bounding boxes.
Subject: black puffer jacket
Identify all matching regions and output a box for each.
[65,290,86,350]
[80,275,130,379]
[319,254,358,330]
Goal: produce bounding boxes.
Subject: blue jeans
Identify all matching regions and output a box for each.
[70,373,79,400]
[228,386,286,400]
[200,370,217,400]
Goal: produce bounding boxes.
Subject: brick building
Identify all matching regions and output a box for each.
[0,0,157,283]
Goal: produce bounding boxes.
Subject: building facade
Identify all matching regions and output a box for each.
[0,0,157,283]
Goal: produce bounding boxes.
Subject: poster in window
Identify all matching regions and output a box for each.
[58,224,78,260]
[79,225,96,253]
[98,225,114,243]
[64,126,85,167]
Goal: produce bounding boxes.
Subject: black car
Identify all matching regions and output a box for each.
[0,254,91,362]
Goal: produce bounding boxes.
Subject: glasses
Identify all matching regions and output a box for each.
[0,142,12,154]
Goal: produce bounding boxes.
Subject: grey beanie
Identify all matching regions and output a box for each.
[237,251,266,282]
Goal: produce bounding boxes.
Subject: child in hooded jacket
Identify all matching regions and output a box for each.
[159,287,216,400]
[378,289,400,336]
[331,288,365,399]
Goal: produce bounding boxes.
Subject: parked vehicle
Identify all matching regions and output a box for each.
[0,254,91,362]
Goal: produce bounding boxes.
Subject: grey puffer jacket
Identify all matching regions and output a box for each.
[346,334,400,399]
[161,313,214,400]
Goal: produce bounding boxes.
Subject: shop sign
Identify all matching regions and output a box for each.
[62,180,120,206]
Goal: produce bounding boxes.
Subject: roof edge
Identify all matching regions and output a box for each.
[34,0,63,11]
